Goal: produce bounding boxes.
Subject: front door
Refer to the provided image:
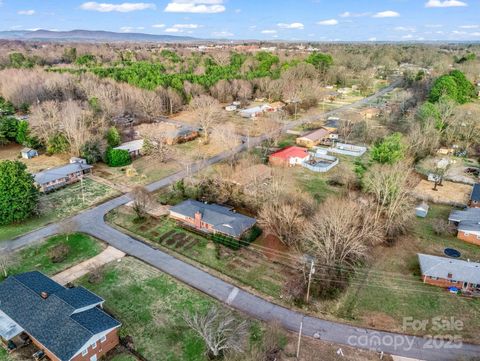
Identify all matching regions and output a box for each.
[90,355,97,361]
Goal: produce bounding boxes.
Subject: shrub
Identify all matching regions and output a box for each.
[80,140,102,164]
[48,244,70,263]
[47,133,70,154]
[105,148,132,167]
[371,132,404,165]
[106,126,121,147]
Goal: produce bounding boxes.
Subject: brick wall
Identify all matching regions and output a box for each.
[423,275,463,289]
[71,328,119,361]
[29,328,119,361]
[457,231,480,246]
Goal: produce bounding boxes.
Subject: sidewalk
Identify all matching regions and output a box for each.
[52,246,126,285]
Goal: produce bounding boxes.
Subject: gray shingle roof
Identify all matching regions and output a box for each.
[448,208,480,223]
[457,220,480,232]
[0,272,120,361]
[33,163,92,186]
[170,199,256,238]
[471,184,480,202]
[418,254,480,284]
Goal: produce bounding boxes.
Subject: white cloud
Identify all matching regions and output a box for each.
[212,31,234,37]
[402,34,414,39]
[317,19,338,26]
[339,11,370,18]
[165,27,181,33]
[368,37,377,41]
[80,2,155,12]
[425,24,443,28]
[152,24,166,28]
[394,26,416,32]
[277,22,304,30]
[18,9,35,15]
[425,0,467,8]
[261,30,277,34]
[459,25,479,29]
[172,23,201,29]
[165,0,225,14]
[120,26,145,32]
[373,11,400,18]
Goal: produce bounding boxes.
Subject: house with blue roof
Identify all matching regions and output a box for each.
[0,272,120,361]
[169,199,257,239]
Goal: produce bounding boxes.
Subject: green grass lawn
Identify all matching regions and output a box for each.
[78,257,255,361]
[0,178,119,242]
[2,233,104,281]
[331,204,480,343]
[107,207,287,299]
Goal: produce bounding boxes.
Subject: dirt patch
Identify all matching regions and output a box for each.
[254,234,290,261]
[0,143,69,173]
[361,312,399,331]
[412,180,471,206]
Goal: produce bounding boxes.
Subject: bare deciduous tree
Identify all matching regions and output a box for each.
[363,162,416,241]
[183,306,248,359]
[142,136,174,163]
[189,95,221,144]
[131,186,153,220]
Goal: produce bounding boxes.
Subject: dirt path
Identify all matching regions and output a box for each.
[52,246,126,285]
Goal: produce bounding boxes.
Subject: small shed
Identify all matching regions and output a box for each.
[225,105,237,112]
[415,202,429,218]
[20,148,38,159]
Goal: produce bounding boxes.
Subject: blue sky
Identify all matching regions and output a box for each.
[0,0,479,41]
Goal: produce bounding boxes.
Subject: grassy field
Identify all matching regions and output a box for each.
[0,178,119,242]
[107,207,293,299]
[1,233,104,281]
[78,257,249,361]
[330,204,480,342]
[94,157,180,187]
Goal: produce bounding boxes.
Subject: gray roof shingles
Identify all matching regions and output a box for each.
[471,184,480,202]
[0,272,120,361]
[418,254,480,285]
[33,163,92,186]
[170,199,256,238]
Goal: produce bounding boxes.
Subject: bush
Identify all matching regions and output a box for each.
[106,126,121,147]
[371,132,404,165]
[80,140,102,164]
[105,148,132,167]
[48,244,70,263]
[47,133,70,154]
[432,219,456,236]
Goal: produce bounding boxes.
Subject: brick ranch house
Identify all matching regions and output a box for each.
[448,208,480,246]
[169,199,256,240]
[418,254,480,293]
[0,272,120,361]
[295,127,338,148]
[34,162,92,193]
[268,146,309,167]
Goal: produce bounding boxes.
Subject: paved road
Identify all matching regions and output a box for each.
[5,80,479,360]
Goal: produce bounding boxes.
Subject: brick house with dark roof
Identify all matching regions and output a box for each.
[169,199,256,239]
[0,272,120,361]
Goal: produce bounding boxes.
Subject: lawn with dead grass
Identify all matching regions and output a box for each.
[0,144,69,173]
[412,179,472,206]
[329,204,480,343]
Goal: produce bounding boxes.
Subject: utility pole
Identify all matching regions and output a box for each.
[296,321,303,359]
[306,259,315,304]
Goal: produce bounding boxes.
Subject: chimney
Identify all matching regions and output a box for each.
[194,211,202,229]
[41,291,49,299]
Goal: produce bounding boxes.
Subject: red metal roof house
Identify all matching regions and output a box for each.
[269,146,309,167]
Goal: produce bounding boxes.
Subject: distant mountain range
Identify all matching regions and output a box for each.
[0,29,199,42]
